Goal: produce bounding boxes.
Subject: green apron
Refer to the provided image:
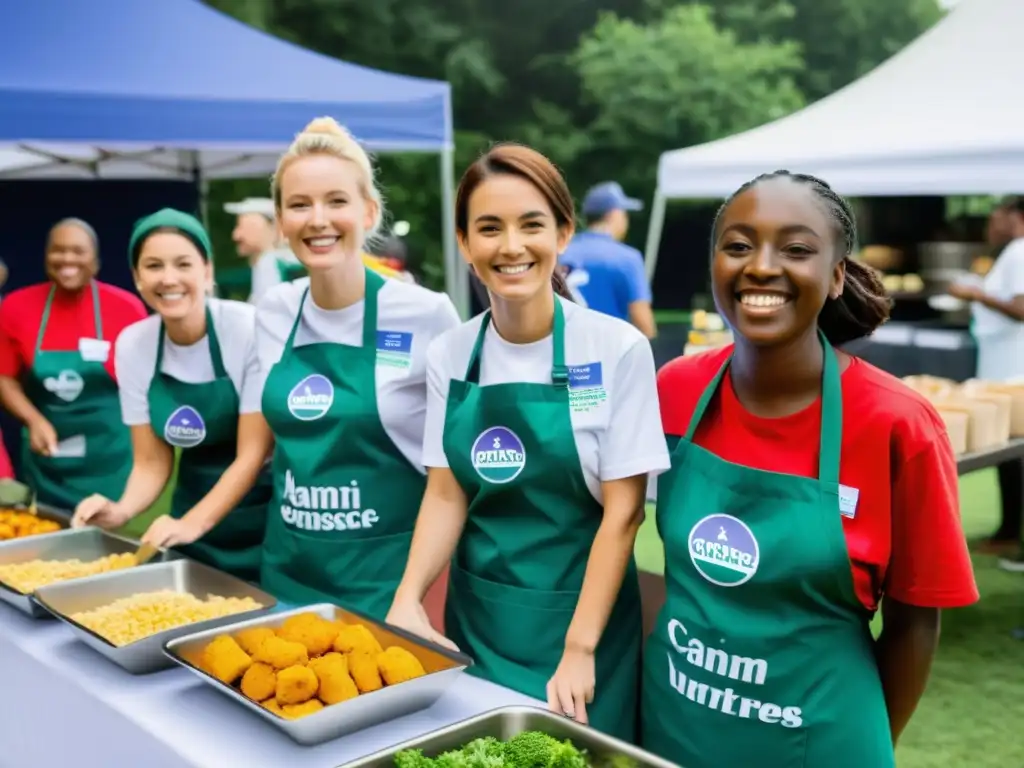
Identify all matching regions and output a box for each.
[260,268,425,620]
[442,299,642,742]
[20,282,131,510]
[642,335,894,767]
[147,307,270,581]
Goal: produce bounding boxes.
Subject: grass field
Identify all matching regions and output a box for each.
[120,465,1023,764]
[637,468,1024,767]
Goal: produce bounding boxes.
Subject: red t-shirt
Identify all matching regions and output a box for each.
[657,346,979,612]
[0,281,148,381]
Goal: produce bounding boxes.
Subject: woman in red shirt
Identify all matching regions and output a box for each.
[0,219,147,510]
[642,171,978,767]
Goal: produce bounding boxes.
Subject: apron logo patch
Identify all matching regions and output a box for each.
[688,514,759,587]
[279,469,379,532]
[164,405,206,448]
[471,427,526,484]
[43,369,84,403]
[376,330,413,370]
[567,363,607,413]
[287,374,334,421]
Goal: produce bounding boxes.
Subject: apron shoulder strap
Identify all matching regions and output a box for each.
[90,281,103,341]
[817,332,842,485]
[35,285,57,353]
[463,311,491,383]
[683,356,730,441]
[282,288,309,355]
[362,267,385,350]
[205,304,228,379]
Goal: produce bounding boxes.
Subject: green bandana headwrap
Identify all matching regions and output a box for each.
[128,208,212,267]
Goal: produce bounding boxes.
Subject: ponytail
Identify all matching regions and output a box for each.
[817,258,892,346]
[551,265,575,302]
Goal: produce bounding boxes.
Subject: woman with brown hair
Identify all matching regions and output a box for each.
[387,143,669,741]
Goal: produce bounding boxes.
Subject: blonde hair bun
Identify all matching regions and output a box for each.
[301,116,347,138]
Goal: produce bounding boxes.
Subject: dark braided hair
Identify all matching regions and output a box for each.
[712,170,892,346]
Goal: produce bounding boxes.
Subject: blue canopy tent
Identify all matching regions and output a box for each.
[0,0,466,313]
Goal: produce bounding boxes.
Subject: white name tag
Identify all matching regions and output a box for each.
[52,435,86,458]
[838,484,859,518]
[79,338,110,363]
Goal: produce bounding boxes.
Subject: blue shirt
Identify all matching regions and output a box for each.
[559,231,651,321]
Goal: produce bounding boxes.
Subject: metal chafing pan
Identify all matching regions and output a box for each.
[163,603,473,746]
[346,705,680,768]
[0,526,183,617]
[33,559,275,674]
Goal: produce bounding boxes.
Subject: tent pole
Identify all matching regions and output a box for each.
[440,146,466,318]
[191,150,215,291]
[644,189,667,282]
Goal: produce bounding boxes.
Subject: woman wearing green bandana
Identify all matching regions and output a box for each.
[72,209,272,581]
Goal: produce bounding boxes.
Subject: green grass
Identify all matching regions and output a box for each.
[634,469,1024,767]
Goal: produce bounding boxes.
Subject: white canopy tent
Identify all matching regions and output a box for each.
[645,0,1024,276]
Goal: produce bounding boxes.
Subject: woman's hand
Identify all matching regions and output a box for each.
[386,598,460,653]
[141,515,202,549]
[27,416,57,456]
[547,645,596,725]
[72,494,130,529]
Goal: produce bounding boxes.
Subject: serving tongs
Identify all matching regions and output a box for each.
[134,541,161,566]
[0,479,37,512]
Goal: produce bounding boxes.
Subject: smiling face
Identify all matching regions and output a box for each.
[711,178,845,348]
[458,174,572,305]
[133,231,211,321]
[46,223,97,292]
[277,154,378,272]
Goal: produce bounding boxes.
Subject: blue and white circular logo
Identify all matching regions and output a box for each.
[164,405,206,448]
[287,374,334,421]
[688,514,759,587]
[471,427,526,484]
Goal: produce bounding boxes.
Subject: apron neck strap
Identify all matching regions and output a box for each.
[36,281,102,352]
[285,267,386,353]
[155,305,227,379]
[683,330,842,484]
[464,296,568,385]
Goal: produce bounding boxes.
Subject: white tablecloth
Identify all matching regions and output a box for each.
[0,602,539,767]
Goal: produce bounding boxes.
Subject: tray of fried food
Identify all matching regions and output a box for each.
[345,705,680,768]
[33,559,275,674]
[163,603,473,746]
[0,478,71,542]
[0,526,183,617]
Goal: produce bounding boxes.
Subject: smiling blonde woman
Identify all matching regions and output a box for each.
[254,117,460,619]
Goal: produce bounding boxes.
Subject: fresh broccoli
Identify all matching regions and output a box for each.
[393,730,592,768]
[394,748,436,768]
[502,731,587,768]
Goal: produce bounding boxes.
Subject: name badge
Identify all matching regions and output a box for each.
[79,338,111,363]
[838,484,859,518]
[376,331,413,371]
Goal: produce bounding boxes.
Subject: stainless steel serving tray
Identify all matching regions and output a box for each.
[0,527,183,617]
[163,603,473,747]
[345,705,681,768]
[33,559,275,674]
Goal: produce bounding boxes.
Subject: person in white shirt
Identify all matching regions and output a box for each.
[255,116,460,619]
[224,197,303,305]
[72,208,272,581]
[386,143,669,742]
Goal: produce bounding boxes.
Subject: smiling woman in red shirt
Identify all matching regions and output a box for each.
[642,171,979,768]
[0,219,147,510]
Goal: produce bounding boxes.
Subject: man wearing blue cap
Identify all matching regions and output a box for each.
[560,182,657,338]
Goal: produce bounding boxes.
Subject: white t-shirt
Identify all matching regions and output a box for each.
[116,298,262,426]
[255,277,462,471]
[423,297,670,502]
[973,238,1024,381]
[249,248,301,305]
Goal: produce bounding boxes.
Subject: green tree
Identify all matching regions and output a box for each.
[567,4,805,198]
